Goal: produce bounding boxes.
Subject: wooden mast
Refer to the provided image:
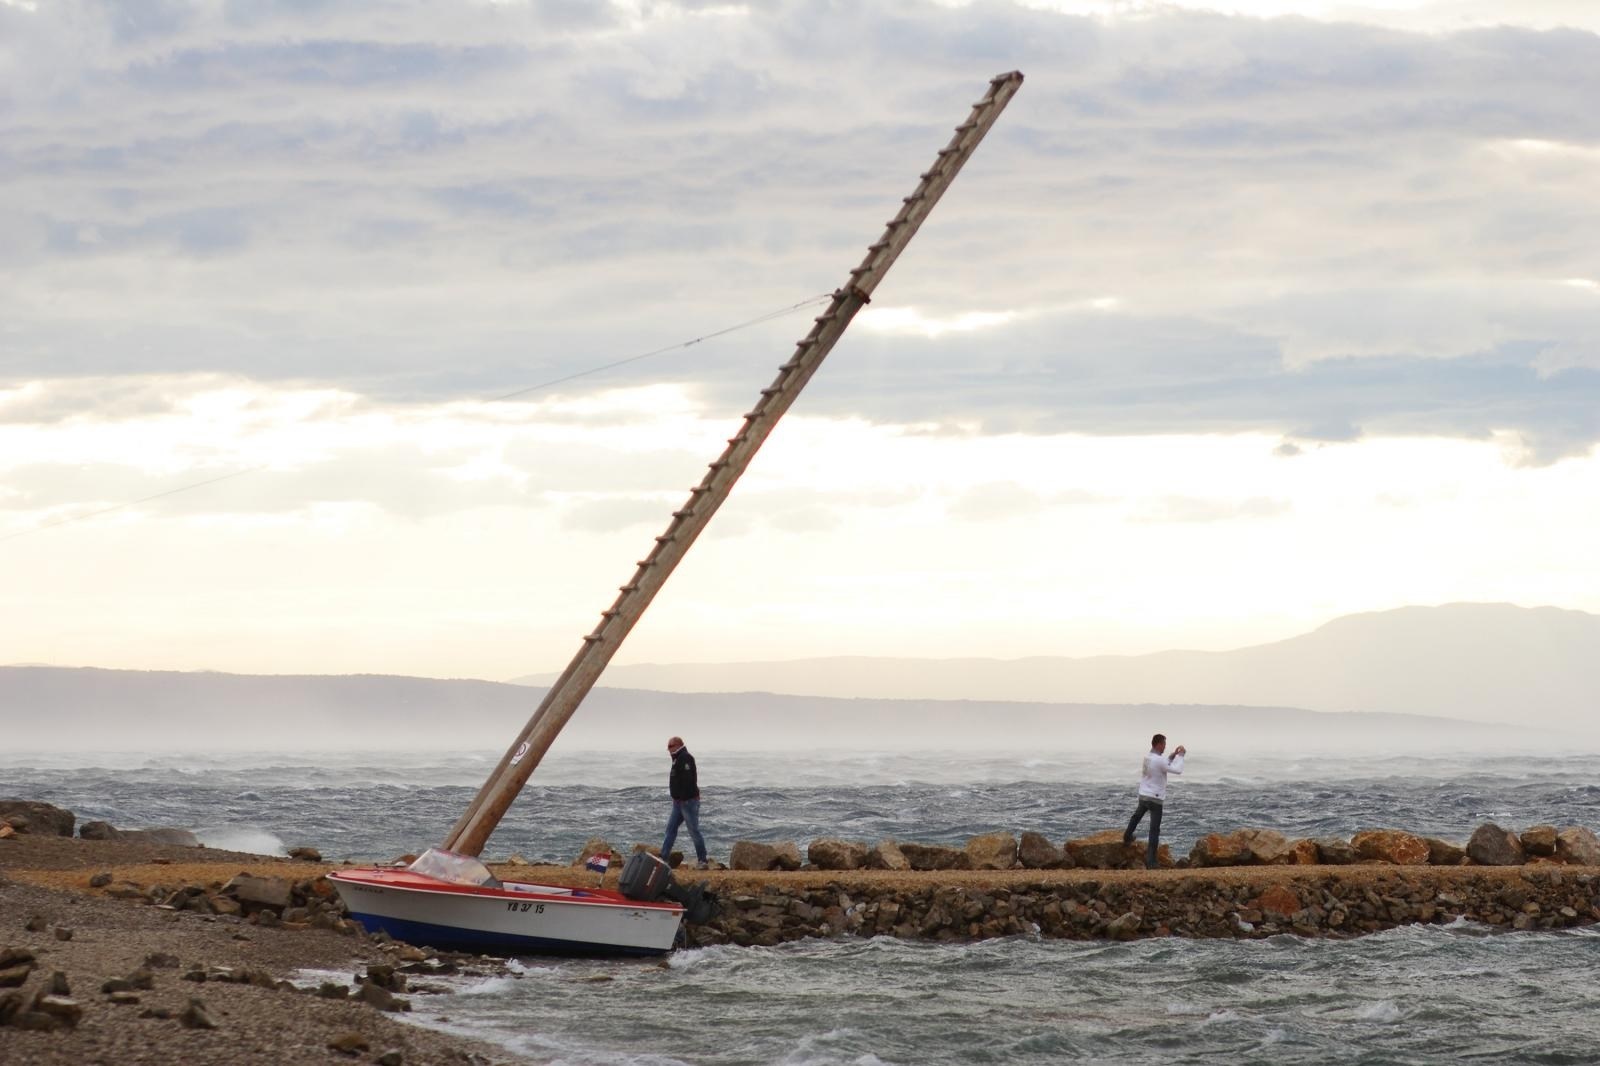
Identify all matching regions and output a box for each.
[443,71,1025,857]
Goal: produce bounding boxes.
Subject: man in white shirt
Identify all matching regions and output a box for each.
[1123,733,1186,870]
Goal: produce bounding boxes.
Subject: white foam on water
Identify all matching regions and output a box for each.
[457,975,522,997]
[1355,1000,1404,1023]
[1202,1009,1241,1026]
[194,825,287,855]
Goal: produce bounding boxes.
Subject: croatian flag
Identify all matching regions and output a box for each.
[585,853,611,875]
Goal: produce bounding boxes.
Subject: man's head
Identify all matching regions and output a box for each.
[1151,733,1166,753]
[667,736,685,756]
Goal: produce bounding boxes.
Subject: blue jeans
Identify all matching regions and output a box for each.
[661,798,707,864]
[1124,796,1164,869]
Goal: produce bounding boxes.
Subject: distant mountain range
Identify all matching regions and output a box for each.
[515,604,1600,728]
[0,663,1525,753]
[3,604,1591,752]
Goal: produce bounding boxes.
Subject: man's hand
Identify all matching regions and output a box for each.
[1174,745,1186,756]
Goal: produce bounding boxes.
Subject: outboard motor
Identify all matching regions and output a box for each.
[618,852,719,924]
[618,851,673,902]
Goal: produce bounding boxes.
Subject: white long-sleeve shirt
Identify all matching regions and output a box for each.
[1138,750,1184,801]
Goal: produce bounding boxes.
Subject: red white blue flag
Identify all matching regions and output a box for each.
[585,853,611,875]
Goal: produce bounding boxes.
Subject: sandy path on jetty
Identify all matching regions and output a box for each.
[7,832,1574,898]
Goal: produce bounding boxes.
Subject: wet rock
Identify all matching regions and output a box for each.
[1468,823,1526,866]
[319,981,351,998]
[1520,825,1558,857]
[289,846,323,862]
[1017,832,1066,869]
[356,980,410,1012]
[1425,838,1467,866]
[1556,827,1600,866]
[364,964,404,992]
[1105,912,1140,938]
[1351,830,1430,866]
[0,801,75,837]
[79,820,119,840]
[866,840,910,871]
[964,832,1018,871]
[807,838,868,871]
[728,841,802,871]
[898,843,970,871]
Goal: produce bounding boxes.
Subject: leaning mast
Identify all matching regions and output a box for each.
[443,71,1025,857]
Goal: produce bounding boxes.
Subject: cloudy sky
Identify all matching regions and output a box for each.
[2,0,1597,680]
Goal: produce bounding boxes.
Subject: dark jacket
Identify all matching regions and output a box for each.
[669,747,700,801]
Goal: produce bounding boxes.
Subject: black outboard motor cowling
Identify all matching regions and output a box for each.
[617,852,719,924]
[618,851,672,902]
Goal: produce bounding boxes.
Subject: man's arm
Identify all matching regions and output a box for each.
[1167,748,1185,774]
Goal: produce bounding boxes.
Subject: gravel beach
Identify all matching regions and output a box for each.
[0,835,516,1066]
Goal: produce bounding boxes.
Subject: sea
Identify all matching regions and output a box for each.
[5,747,1600,1065]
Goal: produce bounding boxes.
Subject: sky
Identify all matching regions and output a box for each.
[2,0,1597,680]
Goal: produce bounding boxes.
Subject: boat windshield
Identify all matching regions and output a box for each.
[408,847,501,888]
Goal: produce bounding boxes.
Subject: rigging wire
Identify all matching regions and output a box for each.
[1,292,836,545]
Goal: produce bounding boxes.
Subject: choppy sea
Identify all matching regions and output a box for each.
[5,747,1600,1065]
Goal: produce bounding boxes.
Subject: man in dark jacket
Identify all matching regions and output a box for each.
[661,736,709,869]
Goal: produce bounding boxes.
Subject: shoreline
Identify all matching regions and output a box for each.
[5,833,1599,1062]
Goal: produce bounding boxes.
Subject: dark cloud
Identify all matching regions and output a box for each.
[2,0,1598,457]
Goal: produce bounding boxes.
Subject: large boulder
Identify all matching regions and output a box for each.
[1556,827,1600,866]
[866,840,910,871]
[728,841,801,872]
[1189,830,1258,868]
[1017,831,1066,869]
[1425,838,1467,866]
[221,874,293,911]
[1520,825,1558,857]
[1351,829,1430,866]
[1245,830,1297,865]
[963,832,1018,871]
[572,838,615,867]
[1313,837,1356,865]
[898,843,970,872]
[1066,830,1166,870]
[1467,823,1525,866]
[79,821,118,841]
[0,801,74,837]
[807,839,868,871]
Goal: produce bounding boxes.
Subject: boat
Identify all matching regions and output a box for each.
[328,71,1024,957]
[328,849,682,957]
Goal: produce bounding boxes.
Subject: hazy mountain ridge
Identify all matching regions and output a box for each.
[514,604,1599,727]
[0,664,1528,753]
